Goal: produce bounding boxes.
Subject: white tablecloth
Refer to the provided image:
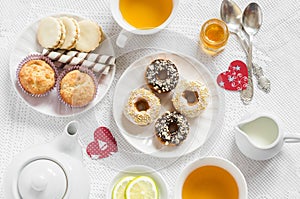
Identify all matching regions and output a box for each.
[1,0,300,198]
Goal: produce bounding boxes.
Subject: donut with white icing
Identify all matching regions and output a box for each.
[124,88,161,126]
[172,80,209,118]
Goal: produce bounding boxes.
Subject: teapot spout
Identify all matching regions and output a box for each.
[52,121,83,161]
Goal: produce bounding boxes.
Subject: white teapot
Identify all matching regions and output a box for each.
[3,121,90,199]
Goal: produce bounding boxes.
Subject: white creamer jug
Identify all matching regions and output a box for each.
[235,112,300,160]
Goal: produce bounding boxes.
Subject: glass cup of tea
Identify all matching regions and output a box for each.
[110,0,179,47]
[200,18,229,55]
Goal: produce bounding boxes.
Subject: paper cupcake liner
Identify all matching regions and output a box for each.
[56,65,98,108]
[16,54,58,97]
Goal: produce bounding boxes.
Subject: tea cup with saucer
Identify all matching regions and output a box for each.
[174,156,248,199]
[110,0,179,47]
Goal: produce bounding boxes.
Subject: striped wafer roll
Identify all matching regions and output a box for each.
[102,66,110,75]
[63,50,115,66]
[42,49,108,73]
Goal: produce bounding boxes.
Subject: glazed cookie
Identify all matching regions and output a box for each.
[124,88,161,126]
[60,17,80,50]
[37,17,66,49]
[155,111,189,146]
[145,59,179,93]
[172,80,209,118]
[75,20,102,52]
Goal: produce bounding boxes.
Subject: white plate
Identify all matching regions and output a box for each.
[106,165,168,199]
[9,14,115,117]
[113,52,221,158]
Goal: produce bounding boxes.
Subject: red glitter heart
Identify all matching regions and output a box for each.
[86,127,118,159]
[216,60,248,91]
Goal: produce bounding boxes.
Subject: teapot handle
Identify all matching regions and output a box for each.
[284,134,300,143]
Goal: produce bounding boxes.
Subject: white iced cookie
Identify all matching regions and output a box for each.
[172,80,209,118]
[75,20,102,52]
[37,17,66,49]
[60,17,80,50]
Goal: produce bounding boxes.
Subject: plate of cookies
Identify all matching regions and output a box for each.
[9,14,116,117]
[113,52,221,158]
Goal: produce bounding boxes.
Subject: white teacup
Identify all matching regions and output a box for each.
[174,157,248,199]
[110,0,179,47]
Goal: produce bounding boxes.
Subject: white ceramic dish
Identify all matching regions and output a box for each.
[113,52,221,158]
[174,156,248,199]
[9,14,115,117]
[106,165,168,199]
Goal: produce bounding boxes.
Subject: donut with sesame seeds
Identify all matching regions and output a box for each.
[172,80,209,118]
[124,88,161,126]
[145,59,179,93]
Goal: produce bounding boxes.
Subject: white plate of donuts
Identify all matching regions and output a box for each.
[9,13,116,117]
[113,52,222,158]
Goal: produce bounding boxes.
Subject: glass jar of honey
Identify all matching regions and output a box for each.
[200,18,229,54]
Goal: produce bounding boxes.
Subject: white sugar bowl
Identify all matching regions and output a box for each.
[3,121,90,199]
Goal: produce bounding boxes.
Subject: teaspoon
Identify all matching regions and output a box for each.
[221,0,271,94]
[240,3,262,104]
[243,3,270,93]
[220,0,249,52]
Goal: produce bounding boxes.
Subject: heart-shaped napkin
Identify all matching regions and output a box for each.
[217,60,248,91]
[86,127,118,160]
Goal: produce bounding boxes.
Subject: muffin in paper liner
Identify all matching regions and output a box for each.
[16,54,58,97]
[57,65,98,108]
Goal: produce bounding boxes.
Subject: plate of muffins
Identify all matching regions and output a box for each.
[113,52,221,158]
[9,14,116,117]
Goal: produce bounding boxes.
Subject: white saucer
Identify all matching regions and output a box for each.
[113,52,221,158]
[9,13,115,117]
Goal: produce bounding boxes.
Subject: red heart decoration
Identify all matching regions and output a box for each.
[86,127,118,159]
[217,60,248,91]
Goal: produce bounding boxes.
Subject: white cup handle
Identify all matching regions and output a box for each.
[284,133,300,143]
[116,29,133,48]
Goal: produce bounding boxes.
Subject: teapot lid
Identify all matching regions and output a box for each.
[18,159,67,199]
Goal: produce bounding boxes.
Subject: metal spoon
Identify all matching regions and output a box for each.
[221,0,271,94]
[220,0,249,52]
[240,3,262,104]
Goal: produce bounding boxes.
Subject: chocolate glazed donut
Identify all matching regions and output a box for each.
[155,111,189,146]
[145,59,179,93]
